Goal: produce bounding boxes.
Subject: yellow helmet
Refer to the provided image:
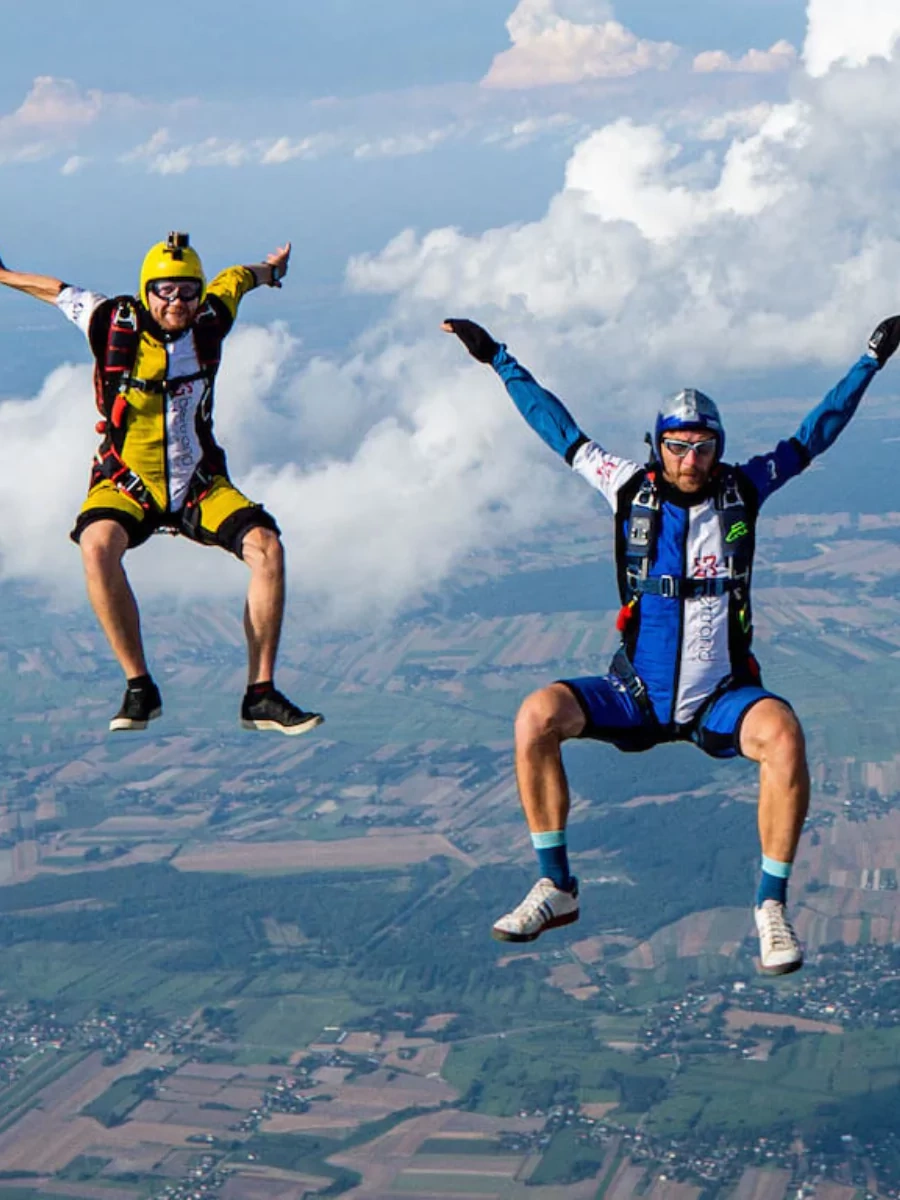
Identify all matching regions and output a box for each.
[139,231,206,307]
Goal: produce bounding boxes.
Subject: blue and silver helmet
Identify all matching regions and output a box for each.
[654,388,724,458]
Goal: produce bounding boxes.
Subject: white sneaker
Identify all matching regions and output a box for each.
[492,877,579,943]
[755,900,803,975]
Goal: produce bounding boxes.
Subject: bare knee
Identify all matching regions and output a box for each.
[79,522,128,577]
[515,685,584,751]
[242,527,283,577]
[742,700,806,767]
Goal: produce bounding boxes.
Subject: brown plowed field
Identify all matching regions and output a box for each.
[732,1166,791,1200]
[173,833,474,872]
[221,1166,329,1199]
[606,1162,649,1200]
[418,1012,457,1032]
[645,1180,701,1200]
[0,1049,175,1173]
[40,1184,137,1200]
[382,1042,449,1076]
[725,1007,843,1035]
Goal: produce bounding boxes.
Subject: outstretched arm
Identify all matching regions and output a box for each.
[243,241,291,289]
[794,316,900,458]
[442,318,586,461]
[741,316,900,503]
[442,317,642,507]
[0,253,65,304]
[208,243,292,320]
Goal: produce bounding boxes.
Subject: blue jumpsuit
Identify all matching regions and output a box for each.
[492,347,881,757]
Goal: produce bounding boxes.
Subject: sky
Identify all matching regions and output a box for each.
[2,0,900,627]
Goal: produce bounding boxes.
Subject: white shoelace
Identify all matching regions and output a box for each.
[510,879,557,922]
[759,903,797,948]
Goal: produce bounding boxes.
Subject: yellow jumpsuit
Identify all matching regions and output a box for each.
[57,267,277,556]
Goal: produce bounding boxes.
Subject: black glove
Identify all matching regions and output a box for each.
[442,318,499,364]
[867,316,900,366]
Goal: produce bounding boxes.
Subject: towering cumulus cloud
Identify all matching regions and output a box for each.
[482,0,678,88]
[803,0,900,76]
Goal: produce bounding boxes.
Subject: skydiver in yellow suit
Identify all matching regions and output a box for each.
[0,233,323,736]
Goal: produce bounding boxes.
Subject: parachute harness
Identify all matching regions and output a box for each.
[612,463,759,722]
[90,296,228,526]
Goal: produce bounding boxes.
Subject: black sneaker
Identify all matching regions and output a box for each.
[241,687,324,736]
[109,679,162,732]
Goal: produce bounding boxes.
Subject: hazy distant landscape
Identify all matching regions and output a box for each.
[0,394,898,1198]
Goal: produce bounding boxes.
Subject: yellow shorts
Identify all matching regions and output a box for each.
[70,475,279,558]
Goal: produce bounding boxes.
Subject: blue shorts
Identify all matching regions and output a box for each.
[561,674,788,759]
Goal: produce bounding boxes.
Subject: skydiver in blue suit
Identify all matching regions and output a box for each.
[444,315,900,975]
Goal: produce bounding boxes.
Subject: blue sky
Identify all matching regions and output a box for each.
[620,0,806,53]
[0,0,809,360]
[0,1,511,102]
[1,1,806,104]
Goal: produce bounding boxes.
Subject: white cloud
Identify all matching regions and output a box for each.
[0,76,138,166]
[347,44,900,396]
[483,0,678,89]
[804,0,900,77]
[696,105,776,142]
[261,134,337,164]
[121,128,257,174]
[354,128,452,160]
[119,111,577,174]
[122,125,455,173]
[0,321,571,626]
[484,112,579,150]
[241,369,567,625]
[60,155,89,175]
[0,76,105,135]
[0,366,98,585]
[693,40,797,75]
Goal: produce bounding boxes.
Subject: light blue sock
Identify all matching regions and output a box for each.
[531,830,572,891]
[757,855,791,906]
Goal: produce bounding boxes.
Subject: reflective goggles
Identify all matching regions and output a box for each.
[661,436,718,459]
[148,278,203,303]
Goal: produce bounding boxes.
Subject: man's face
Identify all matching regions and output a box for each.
[659,430,719,493]
[145,279,202,333]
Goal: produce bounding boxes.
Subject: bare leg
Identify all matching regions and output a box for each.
[79,520,148,679]
[490,684,587,940]
[513,683,587,832]
[241,527,285,685]
[741,698,808,973]
[740,699,810,863]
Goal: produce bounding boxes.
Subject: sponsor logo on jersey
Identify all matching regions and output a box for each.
[693,554,721,578]
[726,520,749,543]
[594,456,615,482]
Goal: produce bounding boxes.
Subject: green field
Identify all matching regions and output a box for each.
[417,1138,513,1155]
[83,1067,167,1127]
[646,1027,900,1135]
[391,1175,507,1195]
[444,1026,648,1117]
[231,993,366,1061]
[528,1126,608,1186]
